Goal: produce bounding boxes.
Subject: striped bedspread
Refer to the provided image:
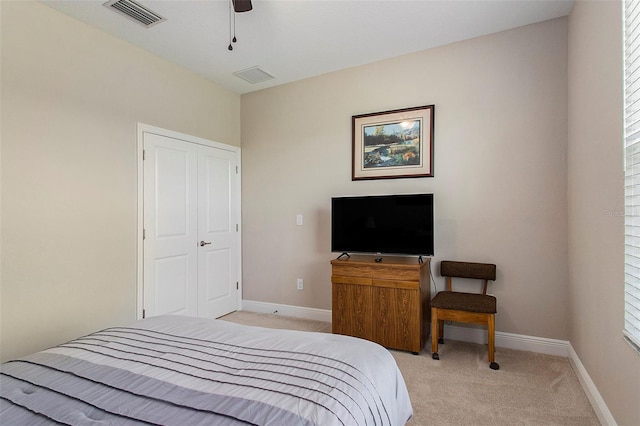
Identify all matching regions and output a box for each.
[0,315,413,425]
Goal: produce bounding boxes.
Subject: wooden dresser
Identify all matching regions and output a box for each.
[331,255,431,354]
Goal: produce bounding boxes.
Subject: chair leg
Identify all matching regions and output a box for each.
[431,308,439,360]
[488,313,499,370]
[438,319,445,344]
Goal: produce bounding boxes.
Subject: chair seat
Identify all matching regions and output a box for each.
[431,291,496,314]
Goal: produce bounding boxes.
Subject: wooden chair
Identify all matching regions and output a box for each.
[431,261,499,370]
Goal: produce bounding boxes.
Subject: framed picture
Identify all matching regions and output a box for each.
[352,105,434,180]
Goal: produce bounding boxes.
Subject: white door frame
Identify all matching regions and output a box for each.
[136,123,242,320]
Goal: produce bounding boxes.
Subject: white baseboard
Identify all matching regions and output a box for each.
[240,299,332,323]
[442,324,570,357]
[241,300,567,355]
[568,344,617,426]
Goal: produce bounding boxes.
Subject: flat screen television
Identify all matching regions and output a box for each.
[331,193,434,256]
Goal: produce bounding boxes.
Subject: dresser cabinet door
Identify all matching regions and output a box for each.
[332,277,373,341]
[372,280,420,352]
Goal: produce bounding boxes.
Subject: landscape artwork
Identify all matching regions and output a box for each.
[352,105,434,180]
[363,120,422,169]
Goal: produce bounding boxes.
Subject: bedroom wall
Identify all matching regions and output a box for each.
[0,1,240,362]
[568,1,640,424]
[241,18,570,340]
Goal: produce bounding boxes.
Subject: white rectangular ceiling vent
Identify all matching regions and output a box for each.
[104,0,166,28]
[233,67,276,84]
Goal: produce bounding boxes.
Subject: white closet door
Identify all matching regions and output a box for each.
[143,134,198,317]
[197,144,238,318]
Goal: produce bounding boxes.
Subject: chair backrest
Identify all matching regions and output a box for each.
[440,261,497,295]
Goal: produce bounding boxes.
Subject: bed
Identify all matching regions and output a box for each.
[0,315,413,425]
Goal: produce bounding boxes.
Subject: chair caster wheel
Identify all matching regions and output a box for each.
[438,338,444,344]
[432,353,439,360]
[490,362,500,370]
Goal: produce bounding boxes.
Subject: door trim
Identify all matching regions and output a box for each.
[136,123,242,320]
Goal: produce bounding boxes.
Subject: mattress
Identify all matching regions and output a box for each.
[0,315,413,425]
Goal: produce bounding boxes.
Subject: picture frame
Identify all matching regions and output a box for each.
[352,105,434,180]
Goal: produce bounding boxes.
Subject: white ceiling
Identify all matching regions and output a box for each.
[41,0,575,94]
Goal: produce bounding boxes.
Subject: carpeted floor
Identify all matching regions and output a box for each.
[220,310,599,425]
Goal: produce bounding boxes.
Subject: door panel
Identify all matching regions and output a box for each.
[331,280,373,340]
[143,134,198,318]
[202,156,231,233]
[204,249,231,301]
[198,145,238,318]
[155,148,190,237]
[154,255,190,315]
[373,286,419,351]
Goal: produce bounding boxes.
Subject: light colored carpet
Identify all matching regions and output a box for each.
[220,311,599,425]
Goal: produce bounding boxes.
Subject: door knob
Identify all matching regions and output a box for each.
[200,241,212,247]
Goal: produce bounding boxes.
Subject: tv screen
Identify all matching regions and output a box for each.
[331,193,434,256]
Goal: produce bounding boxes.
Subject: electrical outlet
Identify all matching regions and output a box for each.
[297,278,303,290]
[296,214,303,226]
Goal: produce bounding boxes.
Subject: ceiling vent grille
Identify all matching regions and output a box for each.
[233,67,276,84]
[103,0,166,28]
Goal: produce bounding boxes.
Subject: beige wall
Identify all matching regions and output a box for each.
[4,1,637,423]
[241,18,570,340]
[568,0,640,424]
[0,1,240,361]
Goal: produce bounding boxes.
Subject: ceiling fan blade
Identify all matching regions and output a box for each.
[232,0,252,13]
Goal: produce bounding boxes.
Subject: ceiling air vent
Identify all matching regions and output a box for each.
[104,0,166,28]
[233,67,276,84]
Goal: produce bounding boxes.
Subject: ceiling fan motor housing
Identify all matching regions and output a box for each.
[232,0,252,13]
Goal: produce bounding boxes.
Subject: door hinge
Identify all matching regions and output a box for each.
[142,309,146,319]
[236,166,238,174]
[236,282,239,290]
[143,229,146,240]
[143,149,146,160]
[236,224,239,232]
